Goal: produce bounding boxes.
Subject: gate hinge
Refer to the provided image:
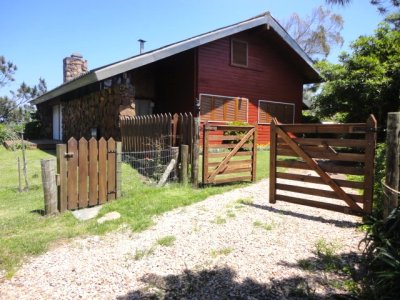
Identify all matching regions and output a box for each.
[64,152,74,158]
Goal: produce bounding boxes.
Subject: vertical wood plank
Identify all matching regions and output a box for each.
[57,144,68,212]
[98,138,107,204]
[67,138,78,210]
[89,138,98,206]
[269,120,277,204]
[107,138,116,201]
[78,138,88,208]
[192,116,200,187]
[116,142,122,198]
[202,124,209,184]
[172,113,178,146]
[363,115,377,214]
[251,125,257,182]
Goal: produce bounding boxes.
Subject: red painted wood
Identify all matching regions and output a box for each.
[197,30,304,144]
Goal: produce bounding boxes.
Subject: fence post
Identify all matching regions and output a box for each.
[41,158,58,215]
[363,115,377,215]
[180,144,189,184]
[56,144,68,212]
[17,157,22,192]
[116,142,122,198]
[384,112,400,218]
[171,146,179,180]
[191,115,200,187]
[269,118,277,204]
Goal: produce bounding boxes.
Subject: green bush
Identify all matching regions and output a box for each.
[0,123,21,143]
[301,111,321,124]
[24,111,43,140]
[361,207,400,299]
[373,143,386,217]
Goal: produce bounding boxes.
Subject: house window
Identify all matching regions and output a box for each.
[200,94,248,122]
[231,39,248,67]
[258,100,295,124]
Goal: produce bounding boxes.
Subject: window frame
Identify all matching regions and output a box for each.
[199,93,249,123]
[230,39,248,68]
[257,100,295,125]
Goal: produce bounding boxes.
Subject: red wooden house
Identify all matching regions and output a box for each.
[32,12,320,144]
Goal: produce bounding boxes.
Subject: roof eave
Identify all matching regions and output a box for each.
[32,12,321,105]
[31,72,98,105]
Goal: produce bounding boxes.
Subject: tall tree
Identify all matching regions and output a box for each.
[312,21,400,126]
[283,6,344,59]
[326,0,400,14]
[0,56,17,88]
[0,55,47,123]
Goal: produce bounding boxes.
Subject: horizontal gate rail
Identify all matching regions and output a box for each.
[203,124,257,185]
[269,115,377,216]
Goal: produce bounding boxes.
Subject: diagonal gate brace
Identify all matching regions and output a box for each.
[207,128,255,183]
[274,120,363,213]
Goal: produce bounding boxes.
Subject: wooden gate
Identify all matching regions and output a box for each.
[56,137,121,211]
[269,115,377,215]
[202,124,257,185]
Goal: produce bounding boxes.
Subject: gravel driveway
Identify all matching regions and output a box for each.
[0,179,364,299]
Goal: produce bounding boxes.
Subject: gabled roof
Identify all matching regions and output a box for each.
[32,12,320,105]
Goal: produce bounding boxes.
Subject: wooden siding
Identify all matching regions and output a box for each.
[197,30,304,144]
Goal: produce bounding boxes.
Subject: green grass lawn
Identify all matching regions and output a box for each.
[0,146,269,278]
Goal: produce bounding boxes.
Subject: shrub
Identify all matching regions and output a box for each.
[360,207,400,299]
[0,123,21,143]
[373,143,386,217]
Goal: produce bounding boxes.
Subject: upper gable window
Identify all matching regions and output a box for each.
[231,39,248,67]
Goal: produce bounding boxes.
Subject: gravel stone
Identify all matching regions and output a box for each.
[0,179,364,299]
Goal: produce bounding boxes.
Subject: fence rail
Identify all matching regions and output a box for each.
[269,115,377,215]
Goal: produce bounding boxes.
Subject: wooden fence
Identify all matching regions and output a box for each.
[56,137,121,211]
[269,115,377,215]
[120,113,194,154]
[202,124,257,185]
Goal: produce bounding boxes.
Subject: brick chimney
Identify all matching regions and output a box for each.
[63,53,88,83]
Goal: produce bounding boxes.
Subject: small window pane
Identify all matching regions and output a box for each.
[231,40,248,67]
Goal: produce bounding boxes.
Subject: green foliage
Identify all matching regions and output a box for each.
[312,22,400,128]
[0,56,17,87]
[210,247,233,257]
[301,111,321,124]
[360,207,400,299]
[0,123,22,143]
[253,220,274,231]
[156,235,176,247]
[373,143,387,217]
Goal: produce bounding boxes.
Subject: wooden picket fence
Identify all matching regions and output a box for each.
[120,113,194,155]
[56,137,121,211]
[269,115,377,215]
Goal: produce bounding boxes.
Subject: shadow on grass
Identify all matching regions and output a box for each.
[245,203,360,229]
[116,265,360,299]
[30,209,45,216]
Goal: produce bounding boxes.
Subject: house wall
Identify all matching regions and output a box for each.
[197,30,304,144]
[36,81,134,141]
[154,49,195,114]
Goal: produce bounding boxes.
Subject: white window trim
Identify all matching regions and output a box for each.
[199,93,249,123]
[257,100,295,125]
[230,39,248,67]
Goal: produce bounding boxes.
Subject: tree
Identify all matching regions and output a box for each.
[311,21,400,127]
[0,56,17,88]
[0,55,47,123]
[283,6,344,59]
[326,0,400,15]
